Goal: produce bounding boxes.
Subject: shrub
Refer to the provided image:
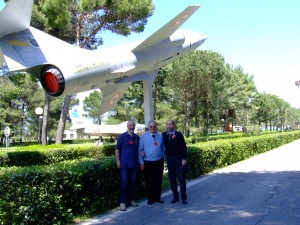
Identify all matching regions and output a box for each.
[101,144,117,156]
[0,144,118,167]
[0,156,146,224]
[186,131,300,178]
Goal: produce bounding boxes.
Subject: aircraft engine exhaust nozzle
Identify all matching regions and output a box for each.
[40,66,65,97]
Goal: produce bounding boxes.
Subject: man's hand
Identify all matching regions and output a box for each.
[182,159,187,166]
[140,164,145,171]
[116,160,121,169]
[141,150,146,158]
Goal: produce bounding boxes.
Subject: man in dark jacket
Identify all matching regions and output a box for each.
[162,120,188,204]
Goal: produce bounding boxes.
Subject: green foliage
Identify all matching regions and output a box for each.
[83,90,103,124]
[101,144,117,156]
[32,0,154,48]
[0,144,116,167]
[186,131,300,178]
[186,132,244,144]
[0,157,120,224]
[0,73,44,141]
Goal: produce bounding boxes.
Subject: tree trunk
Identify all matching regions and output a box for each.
[205,100,210,131]
[184,100,190,137]
[41,94,50,145]
[194,101,200,128]
[55,95,71,144]
[20,103,26,143]
[224,109,230,132]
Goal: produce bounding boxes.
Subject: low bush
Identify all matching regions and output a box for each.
[186,132,244,144]
[185,130,284,144]
[0,144,116,167]
[187,131,300,178]
[0,157,145,224]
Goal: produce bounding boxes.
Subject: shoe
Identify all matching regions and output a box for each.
[130,200,138,207]
[155,199,164,203]
[182,199,188,204]
[171,198,179,203]
[120,203,126,211]
[147,201,154,205]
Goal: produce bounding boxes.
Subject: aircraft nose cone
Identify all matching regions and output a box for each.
[190,31,208,48]
[201,33,208,41]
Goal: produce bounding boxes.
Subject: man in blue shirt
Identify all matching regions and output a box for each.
[116,120,140,211]
[162,119,188,204]
[139,120,164,205]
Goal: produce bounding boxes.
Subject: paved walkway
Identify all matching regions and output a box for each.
[79,139,300,225]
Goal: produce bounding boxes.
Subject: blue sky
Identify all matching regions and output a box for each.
[1,0,300,109]
[101,0,300,108]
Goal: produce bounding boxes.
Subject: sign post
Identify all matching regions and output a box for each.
[4,126,10,153]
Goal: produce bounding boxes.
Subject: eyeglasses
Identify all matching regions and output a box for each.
[149,125,156,128]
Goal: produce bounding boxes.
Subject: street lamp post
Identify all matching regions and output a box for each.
[35,107,43,144]
[221,118,225,133]
[4,126,10,153]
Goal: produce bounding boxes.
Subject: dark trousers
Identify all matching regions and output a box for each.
[119,168,138,204]
[144,158,164,202]
[167,155,187,200]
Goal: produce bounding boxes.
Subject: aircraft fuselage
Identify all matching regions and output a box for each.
[62,30,207,95]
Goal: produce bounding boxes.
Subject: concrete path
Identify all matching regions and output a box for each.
[79,139,300,225]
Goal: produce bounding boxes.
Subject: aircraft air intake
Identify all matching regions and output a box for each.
[40,66,65,96]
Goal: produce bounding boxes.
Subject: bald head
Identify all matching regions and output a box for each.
[166,119,175,132]
[127,120,136,134]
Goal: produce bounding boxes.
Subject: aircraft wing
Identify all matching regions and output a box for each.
[0,0,33,37]
[99,82,131,115]
[133,5,200,51]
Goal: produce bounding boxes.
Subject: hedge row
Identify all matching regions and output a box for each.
[1,138,117,147]
[185,130,284,144]
[185,132,244,144]
[0,157,145,224]
[187,131,300,177]
[0,144,116,167]
[0,131,299,224]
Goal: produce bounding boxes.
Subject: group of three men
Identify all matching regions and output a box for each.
[115,119,188,211]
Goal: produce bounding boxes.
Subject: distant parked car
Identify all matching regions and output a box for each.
[232,126,243,132]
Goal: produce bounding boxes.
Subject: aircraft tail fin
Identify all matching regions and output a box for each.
[0,28,47,72]
[133,5,200,51]
[0,0,33,37]
[0,26,89,75]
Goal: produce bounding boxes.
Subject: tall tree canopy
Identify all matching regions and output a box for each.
[83,90,103,124]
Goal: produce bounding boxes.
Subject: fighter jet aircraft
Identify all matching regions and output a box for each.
[0,0,207,124]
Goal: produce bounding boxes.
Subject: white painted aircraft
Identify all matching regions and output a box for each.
[0,0,207,125]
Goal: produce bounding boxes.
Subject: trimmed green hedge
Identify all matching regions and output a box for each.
[187,131,300,178]
[2,138,99,147]
[186,132,244,144]
[0,144,116,167]
[185,130,282,144]
[0,131,299,224]
[0,157,146,224]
